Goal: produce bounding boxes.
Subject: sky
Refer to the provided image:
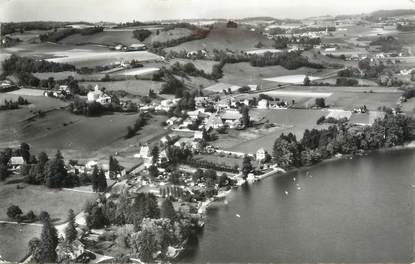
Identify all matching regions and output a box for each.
[0,0,414,22]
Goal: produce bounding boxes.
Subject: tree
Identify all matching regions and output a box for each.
[0,163,10,181]
[109,155,121,179]
[39,213,58,263]
[64,209,77,243]
[148,165,159,178]
[7,205,23,220]
[240,105,250,128]
[92,166,107,192]
[135,229,158,262]
[160,199,176,220]
[151,146,159,164]
[27,237,42,263]
[20,142,30,163]
[45,150,67,188]
[315,97,326,108]
[241,155,253,179]
[304,76,311,86]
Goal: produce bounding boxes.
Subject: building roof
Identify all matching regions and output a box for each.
[10,156,24,165]
[221,110,242,120]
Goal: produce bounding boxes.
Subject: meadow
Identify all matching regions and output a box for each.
[79,79,164,96]
[166,23,275,53]
[212,109,328,153]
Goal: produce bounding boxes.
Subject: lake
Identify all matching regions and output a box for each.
[181,148,415,263]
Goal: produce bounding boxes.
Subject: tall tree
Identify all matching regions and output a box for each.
[90,166,99,192]
[39,213,58,263]
[109,155,121,179]
[151,146,159,164]
[64,209,77,243]
[20,142,31,163]
[241,155,253,180]
[160,199,176,220]
[96,168,107,192]
[45,150,67,188]
[240,105,250,128]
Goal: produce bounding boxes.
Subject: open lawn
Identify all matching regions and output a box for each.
[0,182,96,224]
[0,223,41,262]
[166,23,274,53]
[79,79,164,96]
[212,109,328,153]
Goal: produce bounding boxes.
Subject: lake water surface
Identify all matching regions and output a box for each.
[181,149,415,263]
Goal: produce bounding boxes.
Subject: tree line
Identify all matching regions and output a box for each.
[272,114,414,168]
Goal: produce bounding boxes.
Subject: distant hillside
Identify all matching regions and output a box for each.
[368,9,415,20]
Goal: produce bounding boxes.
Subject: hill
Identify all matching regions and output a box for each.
[165,23,274,53]
[368,9,415,20]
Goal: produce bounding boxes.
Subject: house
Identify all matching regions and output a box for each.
[205,114,224,129]
[114,44,124,51]
[194,131,204,140]
[9,156,24,170]
[257,99,269,109]
[156,99,179,112]
[166,116,179,126]
[87,85,111,105]
[221,110,242,121]
[256,148,267,161]
[187,109,203,120]
[0,79,17,92]
[85,160,98,170]
[136,145,151,159]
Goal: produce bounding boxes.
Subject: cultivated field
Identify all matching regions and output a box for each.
[326,91,401,111]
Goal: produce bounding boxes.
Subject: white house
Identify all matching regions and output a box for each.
[205,114,224,129]
[256,148,267,161]
[9,156,24,171]
[258,99,269,109]
[194,131,204,140]
[87,85,111,105]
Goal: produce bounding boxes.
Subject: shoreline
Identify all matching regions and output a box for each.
[197,139,415,214]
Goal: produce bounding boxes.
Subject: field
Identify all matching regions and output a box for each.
[2,43,163,68]
[0,182,96,224]
[326,91,401,111]
[212,109,328,153]
[58,30,139,46]
[219,62,331,86]
[146,28,193,44]
[0,223,41,262]
[169,58,217,74]
[166,23,275,53]
[79,79,165,96]
[116,67,160,76]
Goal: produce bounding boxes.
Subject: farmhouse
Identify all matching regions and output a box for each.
[9,156,24,171]
[205,114,224,129]
[256,148,266,161]
[257,99,269,109]
[87,85,111,105]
